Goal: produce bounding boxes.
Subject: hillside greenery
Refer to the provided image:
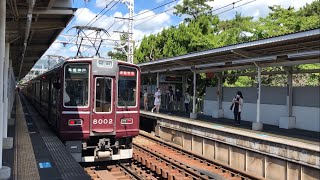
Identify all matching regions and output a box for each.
[115,0,320,91]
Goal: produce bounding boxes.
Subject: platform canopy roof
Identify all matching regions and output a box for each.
[6,0,75,80]
[138,28,320,74]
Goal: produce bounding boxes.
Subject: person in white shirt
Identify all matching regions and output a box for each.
[184,92,190,114]
[143,89,148,110]
[151,88,161,113]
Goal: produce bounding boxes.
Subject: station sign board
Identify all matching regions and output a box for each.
[160,75,182,83]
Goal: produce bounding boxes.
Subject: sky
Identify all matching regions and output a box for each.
[40,0,316,64]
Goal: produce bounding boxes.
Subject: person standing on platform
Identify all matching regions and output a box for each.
[168,86,174,111]
[184,92,190,114]
[143,89,148,110]
[151,88,161,113]
[175,89,182,111]
[230,91,244,126]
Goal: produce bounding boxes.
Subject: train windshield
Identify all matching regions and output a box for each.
[118,66,137,107]
[64,63,89,107]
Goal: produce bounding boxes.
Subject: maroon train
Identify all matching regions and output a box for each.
[22,57,140,162]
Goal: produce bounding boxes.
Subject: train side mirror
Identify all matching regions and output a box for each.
[53,82,61,89]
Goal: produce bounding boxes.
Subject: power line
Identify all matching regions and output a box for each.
[133,0,178,18]
[65,1,89,32]
[53,0,120,56]
[134,1,183,22]
[134,0,259,42]
[86,0,116,26]
[136,0,258,28]
[106,0,180,35]
[81,22,126,56]
[53,1,90,56]
[215,0,257,15]
[87,0,120,27]
[134,8,173,27]
[208,0,245,14]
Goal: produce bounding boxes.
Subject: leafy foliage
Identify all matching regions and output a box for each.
[174,0,214,22]
[134,1,320,88]
[108,33,128,61]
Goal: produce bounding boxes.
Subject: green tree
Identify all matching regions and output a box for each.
[108,33,128,61]
[134,1,320,87]
[174,0,214,21]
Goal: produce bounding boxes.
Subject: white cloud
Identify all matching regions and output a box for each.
[134,10,171,32]
[74,8,97,25]
[96,0,114,8]
[206,0,316,20]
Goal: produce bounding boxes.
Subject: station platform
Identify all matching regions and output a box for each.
[141,109,320,144]
[140,110,320,179]
[7,93,90,180]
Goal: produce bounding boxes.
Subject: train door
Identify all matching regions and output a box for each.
[91,76,115,133]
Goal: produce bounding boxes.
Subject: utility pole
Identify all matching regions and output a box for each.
[119,0,134,64]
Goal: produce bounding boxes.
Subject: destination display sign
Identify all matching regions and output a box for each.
[97,60,113,68]
[68,67,87,74]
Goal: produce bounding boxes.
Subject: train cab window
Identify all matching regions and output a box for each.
[118,66,137,107]
[64,63,89,107]
[95,78,112,113]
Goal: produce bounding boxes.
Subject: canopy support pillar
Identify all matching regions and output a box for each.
[190,71,197,119]
[279,67,296,129]
[0,0,5,169]
[156,72,160,88]
[252,64,263,131]
[212,73,224,118]
[3,43,9,139]
[0,0,12,179]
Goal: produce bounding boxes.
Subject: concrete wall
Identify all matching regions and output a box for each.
[293,87,320,107]
[155,117,320,180]
[204,86,320,132]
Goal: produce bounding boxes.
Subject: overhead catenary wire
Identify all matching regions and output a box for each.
[87,0,120,27]
[135,0,251,27]
[133,0,178,18]
[134,8,174,27]
[56,0,258,57]
[86,0,116,26]
[66,1,89,32]
[134,1,183,22]
[61,0,180,46]
[208,0,245,14]
[81,22,126,56]
[53,1,90,56]
[53,1,121,56]
[106,0,180,34]
[215,0,257,15]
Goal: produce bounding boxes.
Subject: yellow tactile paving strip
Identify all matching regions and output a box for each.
[14,93,40,180]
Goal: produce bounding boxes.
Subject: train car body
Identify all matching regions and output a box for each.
[23,57,140,162]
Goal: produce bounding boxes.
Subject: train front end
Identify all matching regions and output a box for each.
[62,57,140,162]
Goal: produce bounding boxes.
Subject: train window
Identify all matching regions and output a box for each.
[118,66,137,107]
[64,63,89,107]
[95,78,112,113]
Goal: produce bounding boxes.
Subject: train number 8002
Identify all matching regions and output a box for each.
[93,119,113,125]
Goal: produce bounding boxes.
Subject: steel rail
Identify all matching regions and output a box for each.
[138,130,264,180]
[133,145,200,179]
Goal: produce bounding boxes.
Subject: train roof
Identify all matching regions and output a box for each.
[23,57,139,83]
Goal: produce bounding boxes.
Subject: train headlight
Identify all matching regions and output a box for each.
[121,118,133,125]
[68,119,83,126]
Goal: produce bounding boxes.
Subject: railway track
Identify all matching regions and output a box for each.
[133,131,262,180]
[85,131,262,180]
[84,162,159,180]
